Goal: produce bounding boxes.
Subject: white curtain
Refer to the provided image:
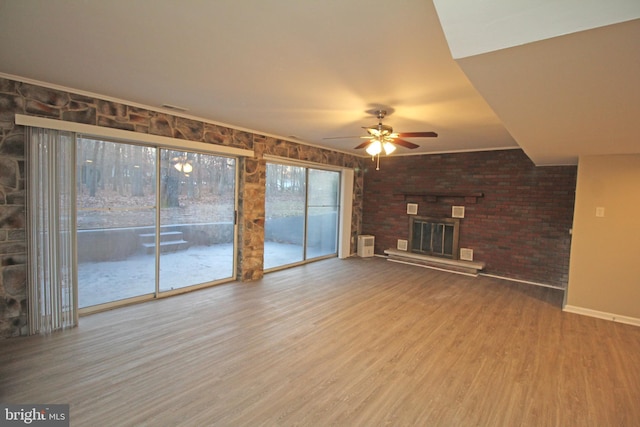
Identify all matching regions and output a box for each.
[26,127,78,334]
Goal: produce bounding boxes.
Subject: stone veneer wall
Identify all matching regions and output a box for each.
[0,76,365,337]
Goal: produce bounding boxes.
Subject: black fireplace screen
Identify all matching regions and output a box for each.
[409,217,460,259]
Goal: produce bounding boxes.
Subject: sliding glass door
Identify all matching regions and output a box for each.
[264,163,340,270]
[159,150,236,292]
[264,164,306,268]
[76,138,157,308]
[76,138,237,309]
[307,169,339,258]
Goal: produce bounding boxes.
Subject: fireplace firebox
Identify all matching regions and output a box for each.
[409,216,460,260]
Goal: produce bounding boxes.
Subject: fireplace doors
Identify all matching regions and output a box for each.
[409,216,460,259]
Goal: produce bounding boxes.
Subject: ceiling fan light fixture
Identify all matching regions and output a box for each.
[383,141,396,155]
[366,139,382,156]
[324,107,437,170]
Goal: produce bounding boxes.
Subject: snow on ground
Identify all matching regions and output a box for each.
[78,242,328,308]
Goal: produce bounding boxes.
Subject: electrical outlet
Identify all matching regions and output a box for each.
[596,207,605,217]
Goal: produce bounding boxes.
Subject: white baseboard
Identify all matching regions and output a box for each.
[387,258,478,277]
[479,273,564,290]
[563,305,640,327]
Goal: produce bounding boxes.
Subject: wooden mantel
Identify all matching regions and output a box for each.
[394,190,484,204]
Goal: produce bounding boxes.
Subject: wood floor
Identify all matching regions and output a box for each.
[2,257,639,426]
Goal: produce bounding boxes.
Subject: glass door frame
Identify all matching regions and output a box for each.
[77,137,242,314]
[264,157,350,272]
[155,148,240,299]
[263,155,354,261]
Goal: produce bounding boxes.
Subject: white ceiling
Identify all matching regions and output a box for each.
[1,0,638,165]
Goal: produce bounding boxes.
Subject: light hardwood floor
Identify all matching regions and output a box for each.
[2,257,639,426]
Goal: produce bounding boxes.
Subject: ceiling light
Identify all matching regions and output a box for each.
[366,139,382,156]
[383,141,396,155]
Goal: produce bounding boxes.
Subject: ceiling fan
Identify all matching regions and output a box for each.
[325,109,438,169]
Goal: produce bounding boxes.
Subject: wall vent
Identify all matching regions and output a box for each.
[407,203,418,215]
[397,239,408,251]
[452,206,465,218]
[459,248,474,261]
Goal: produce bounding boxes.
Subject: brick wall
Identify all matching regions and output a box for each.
[362,149,577,288]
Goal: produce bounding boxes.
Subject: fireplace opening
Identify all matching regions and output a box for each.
[409,216,460,260]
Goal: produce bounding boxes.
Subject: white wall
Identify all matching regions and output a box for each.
[565,154,640,325]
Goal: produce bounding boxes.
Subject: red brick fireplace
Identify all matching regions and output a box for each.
[362,149,577,288]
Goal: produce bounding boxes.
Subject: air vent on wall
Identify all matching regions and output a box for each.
[397,239,408,251]
[460,248,474,261]
[452,206,465,218]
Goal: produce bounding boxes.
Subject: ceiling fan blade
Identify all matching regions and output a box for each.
[322,135,363,140]
[354,140,373,149]
[392,138,420,149]
[396,131,438,138]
